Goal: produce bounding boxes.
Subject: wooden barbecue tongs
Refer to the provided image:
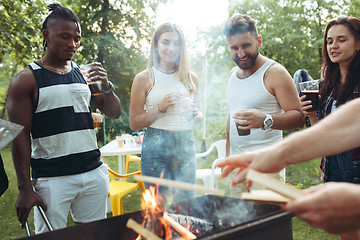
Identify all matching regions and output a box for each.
[241,169,307,205]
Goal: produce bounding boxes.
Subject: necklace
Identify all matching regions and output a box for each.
[40,58,69,74]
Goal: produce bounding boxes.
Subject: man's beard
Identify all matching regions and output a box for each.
[233,51,259,70]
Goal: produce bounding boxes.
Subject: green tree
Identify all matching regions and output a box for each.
[346,0,360,17]
[228,0,329,78]
[0,0,47,119]
[0,55,23,119]
[225,0,358,77]
[0,0,46,65]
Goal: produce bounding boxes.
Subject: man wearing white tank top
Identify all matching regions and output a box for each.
[223,14,304,196]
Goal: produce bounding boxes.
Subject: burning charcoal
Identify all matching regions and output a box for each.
[137,186,176,240]
[138,208,172,240]
[168,213,214,236]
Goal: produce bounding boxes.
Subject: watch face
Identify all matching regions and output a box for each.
[265,119,273,126]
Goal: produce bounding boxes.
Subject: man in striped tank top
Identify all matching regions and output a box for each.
[7,4,121,234]
[222,14,304,197]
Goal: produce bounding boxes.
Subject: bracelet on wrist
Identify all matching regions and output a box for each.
[157,104,166,113]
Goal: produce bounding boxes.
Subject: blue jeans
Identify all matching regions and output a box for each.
[324,151,360,183]
[141,127,196,204]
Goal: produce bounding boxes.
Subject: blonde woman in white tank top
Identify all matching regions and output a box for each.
[129,22,203,204]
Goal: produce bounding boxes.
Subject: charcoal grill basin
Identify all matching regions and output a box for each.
[18,195,293,240]
[174,195,293,240]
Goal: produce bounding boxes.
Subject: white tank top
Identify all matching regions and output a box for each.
[226,59,283,155]
[145,67,193,131]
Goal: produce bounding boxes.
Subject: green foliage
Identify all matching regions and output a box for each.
[0,148,30,239]
[226,0,358,78]
[0,54,24,119]
[0,0,47,119]
[227,0,333,78]
[292,218,339,240]
[287,157,323,188]
[346,0,360,17]
[0,0,46,65]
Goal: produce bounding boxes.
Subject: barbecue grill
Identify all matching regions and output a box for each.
[19,195,293,240]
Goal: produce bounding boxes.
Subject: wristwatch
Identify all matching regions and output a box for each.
[262,114,273,130]
[103,81,115,94]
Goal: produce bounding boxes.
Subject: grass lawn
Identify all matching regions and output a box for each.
[0,147,339,239]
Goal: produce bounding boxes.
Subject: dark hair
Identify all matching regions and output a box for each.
[224,14,258,39]
[320,15,360,107]
[42,3,80,50]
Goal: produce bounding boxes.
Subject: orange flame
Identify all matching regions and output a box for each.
[136,185,172,240]
[136,172,196,240]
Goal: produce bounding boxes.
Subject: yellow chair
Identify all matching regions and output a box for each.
[125,155,141,174]
[108,168,145,216]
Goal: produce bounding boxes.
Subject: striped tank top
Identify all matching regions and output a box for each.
[29,62,101,178]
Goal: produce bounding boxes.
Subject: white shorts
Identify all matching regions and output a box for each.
[33,163,110,234]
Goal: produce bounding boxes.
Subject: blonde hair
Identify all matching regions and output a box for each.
[148,22,196,94]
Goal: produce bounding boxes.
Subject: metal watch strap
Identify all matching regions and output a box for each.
[103,81,115,94]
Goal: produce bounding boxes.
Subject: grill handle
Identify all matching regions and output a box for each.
[25,206,53,236]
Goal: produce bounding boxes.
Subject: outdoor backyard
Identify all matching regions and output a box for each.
[1,0,360,239]
[0,146,339,240]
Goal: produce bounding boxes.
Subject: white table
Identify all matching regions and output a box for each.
[100,139,141,175]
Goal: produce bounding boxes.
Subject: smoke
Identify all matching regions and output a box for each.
[169,194,282,232]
